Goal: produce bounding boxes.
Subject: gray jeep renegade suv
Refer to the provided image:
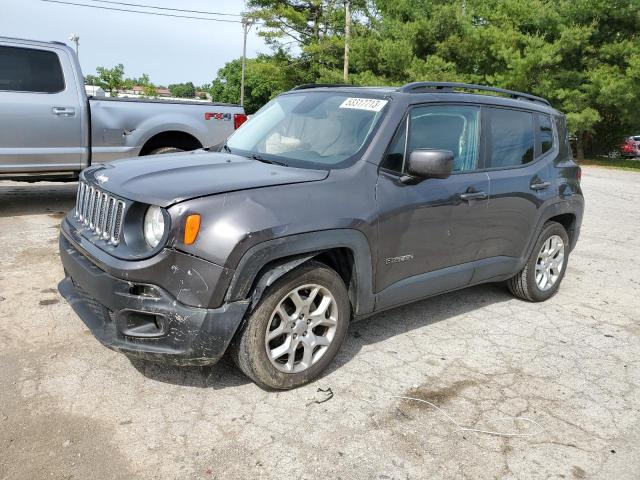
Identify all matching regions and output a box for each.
[58,82,584,390]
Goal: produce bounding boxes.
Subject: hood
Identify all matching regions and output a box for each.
[84,151,329,207]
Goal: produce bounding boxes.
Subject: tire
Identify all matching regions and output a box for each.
[507,221,570,302]
[148,146,184,155]
[230,260,350,390]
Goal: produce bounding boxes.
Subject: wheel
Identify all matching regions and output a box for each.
[230,261,350,390]
[507,221,570,302]
[148,146,184,155]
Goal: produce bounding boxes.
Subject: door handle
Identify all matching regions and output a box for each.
[52,107,75,117]
[459,191,487,201]
[530,180,551,191]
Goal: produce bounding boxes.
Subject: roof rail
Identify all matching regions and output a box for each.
[399,82,550,106]
[292,83,352,90]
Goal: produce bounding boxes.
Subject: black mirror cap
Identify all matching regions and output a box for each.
[407,149,454,179]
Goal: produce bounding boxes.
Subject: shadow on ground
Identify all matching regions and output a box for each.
[130,283,512,390]
[0,181,77,218]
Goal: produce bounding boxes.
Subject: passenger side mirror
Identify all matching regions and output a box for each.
[405,149,454,180]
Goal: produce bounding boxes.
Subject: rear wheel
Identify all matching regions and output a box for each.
[507,221,569,302]
[231,261,350,390]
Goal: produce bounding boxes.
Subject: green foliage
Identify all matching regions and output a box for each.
[168,82,196,98]
[209,0,639,156]
[579,158,640,171]
[209,51,311,113]
[138,74,157,98]
[92,64,125,97]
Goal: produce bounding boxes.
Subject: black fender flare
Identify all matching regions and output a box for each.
[521,195,584,267]
[225,229,375,316]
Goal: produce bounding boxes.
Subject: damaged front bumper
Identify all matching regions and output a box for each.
[58,228,249,366]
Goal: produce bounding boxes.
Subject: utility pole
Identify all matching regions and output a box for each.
[343,1,350,83]
[240,16,251,107]
[69,34,79,58]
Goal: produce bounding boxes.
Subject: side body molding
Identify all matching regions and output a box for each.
[225,229,375,316]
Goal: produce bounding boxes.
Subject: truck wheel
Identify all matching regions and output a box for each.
[507,221,569,302]
[231,261,350,390]
[148,146,184,155]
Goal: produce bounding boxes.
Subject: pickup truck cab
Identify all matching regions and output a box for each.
[58,82,584,390]
[0,36,246,180]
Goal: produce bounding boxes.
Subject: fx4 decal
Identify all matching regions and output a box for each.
[205,112,232,121]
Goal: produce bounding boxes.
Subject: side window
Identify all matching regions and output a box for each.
[486,108,534,168]
[382,118,406,172]
[409,105,480,172]
[0,46,65,93]
[538,114,554,155]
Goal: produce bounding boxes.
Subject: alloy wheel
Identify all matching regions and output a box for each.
[535,234,565,291]
[264,284,338,373]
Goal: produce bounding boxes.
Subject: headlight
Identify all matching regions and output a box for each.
[143,205,165,248]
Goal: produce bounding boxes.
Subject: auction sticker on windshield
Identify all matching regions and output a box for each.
[339,97,388,112]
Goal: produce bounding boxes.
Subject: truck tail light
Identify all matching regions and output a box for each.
[234,113,248,130]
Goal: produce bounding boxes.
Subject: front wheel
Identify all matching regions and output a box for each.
[230,261,350,390]
[507,221,570,302]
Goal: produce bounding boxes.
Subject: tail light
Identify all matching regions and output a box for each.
[234,113,248,130]
[576,166,582,183]
[623,143,633,153]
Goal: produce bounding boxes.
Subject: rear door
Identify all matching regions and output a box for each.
[0,43,84,173]
[375,104,491,307]
[475,106,557,281]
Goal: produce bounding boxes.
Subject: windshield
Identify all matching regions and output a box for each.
[226,92,388,169]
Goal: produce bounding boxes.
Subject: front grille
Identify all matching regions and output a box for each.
[75,181,125,246]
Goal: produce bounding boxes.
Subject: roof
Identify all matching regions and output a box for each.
[287,81,556,112]
[0,36,72,51]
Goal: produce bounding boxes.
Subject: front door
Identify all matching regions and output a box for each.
[0,43,84,173]
[375,104,490,309]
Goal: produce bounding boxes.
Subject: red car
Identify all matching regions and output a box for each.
[621,136,640,158]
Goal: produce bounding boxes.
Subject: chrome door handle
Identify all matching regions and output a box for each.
[52,107,75,117]
[530,181,551,190]
[459,191,487,201]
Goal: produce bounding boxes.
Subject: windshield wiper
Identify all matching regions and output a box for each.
[249,153,288,167]
[221,143,232,154]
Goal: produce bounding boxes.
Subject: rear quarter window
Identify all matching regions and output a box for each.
[538,114,554,155]
[0,46,65,93]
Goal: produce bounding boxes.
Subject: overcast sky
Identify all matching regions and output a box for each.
[0,0,269,86]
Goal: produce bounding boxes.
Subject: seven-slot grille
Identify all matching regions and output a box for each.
[75,181,125,245]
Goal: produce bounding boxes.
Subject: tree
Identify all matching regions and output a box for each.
[247,0,369,81]
[168,82,196,98]
[137,73,157,98]
[209,51,309,113]
[93,64,126,97]
[84,74,99,85]
[236,0,640,155]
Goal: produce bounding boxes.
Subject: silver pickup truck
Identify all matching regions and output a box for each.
[0,37,246,181]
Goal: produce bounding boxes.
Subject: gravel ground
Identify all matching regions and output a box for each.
[1,166,639,480]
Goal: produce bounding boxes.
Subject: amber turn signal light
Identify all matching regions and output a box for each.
[184,214,201,245]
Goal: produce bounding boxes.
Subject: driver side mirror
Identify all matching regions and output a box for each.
[405,149,454,181]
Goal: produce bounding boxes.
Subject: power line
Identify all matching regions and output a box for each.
[40,0,244,23]
[85,0,242,17]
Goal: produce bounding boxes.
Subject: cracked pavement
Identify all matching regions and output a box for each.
[1,166,639,479]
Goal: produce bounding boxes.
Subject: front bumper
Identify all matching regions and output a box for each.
[58,231,249,366]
